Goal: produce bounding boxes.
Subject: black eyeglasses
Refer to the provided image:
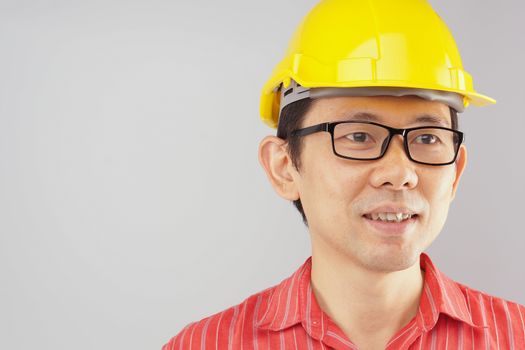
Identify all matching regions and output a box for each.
[290,120,464,166]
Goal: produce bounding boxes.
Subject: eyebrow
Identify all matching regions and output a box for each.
[340,112,450,128]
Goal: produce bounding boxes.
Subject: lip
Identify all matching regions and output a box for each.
[361,204,419,235]
[362,215,418,235]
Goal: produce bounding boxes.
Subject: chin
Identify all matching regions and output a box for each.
[355,246,421,273]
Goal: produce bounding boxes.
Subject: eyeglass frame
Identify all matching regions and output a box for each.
[289,120,465,166]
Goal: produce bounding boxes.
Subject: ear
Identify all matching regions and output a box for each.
[258,135,300,201]
[451,144,467,201]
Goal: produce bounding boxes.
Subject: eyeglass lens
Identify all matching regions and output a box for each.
[333,123,460,164]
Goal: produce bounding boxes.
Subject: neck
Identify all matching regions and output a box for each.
[310,246,425,338]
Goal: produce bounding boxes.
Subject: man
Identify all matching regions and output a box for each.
[163,0,525,349]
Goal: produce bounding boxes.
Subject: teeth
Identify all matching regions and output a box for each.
[366,212,414,223]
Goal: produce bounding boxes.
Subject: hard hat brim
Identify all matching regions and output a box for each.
[260,75,496,129]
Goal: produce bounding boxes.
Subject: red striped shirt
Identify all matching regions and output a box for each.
[163,253,525,349]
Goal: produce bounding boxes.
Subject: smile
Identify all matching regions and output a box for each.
[363,212,417,223]
[362,212,419,235]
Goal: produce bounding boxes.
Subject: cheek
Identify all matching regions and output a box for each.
[298,152,367,227]
[422,168,456,223]
[427,167,455,200]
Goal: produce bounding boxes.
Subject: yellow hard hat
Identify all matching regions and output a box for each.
[260,0,496,129]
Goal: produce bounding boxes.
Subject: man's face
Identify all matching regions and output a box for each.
[292,95,467,272]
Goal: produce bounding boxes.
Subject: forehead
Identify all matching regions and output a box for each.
[303,95,452,128]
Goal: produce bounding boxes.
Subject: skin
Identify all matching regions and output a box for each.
[258,95,467,350]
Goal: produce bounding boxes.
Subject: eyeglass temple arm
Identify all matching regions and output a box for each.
[290,123,329,137]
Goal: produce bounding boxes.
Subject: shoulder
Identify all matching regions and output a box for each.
[454,281,525,346]
[455,280,525,318]
[161,286,276,350]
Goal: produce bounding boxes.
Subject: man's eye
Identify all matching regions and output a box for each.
[346,132,372,142]
[415,134,439,144]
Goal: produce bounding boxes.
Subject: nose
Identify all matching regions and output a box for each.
[369,135,419,190]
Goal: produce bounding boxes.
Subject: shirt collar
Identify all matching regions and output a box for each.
[255,253,487,336]
[254,257,308,332]
[417,253,488,330]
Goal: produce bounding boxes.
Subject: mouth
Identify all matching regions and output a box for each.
[363,212,418,223]
[361,212,419,235]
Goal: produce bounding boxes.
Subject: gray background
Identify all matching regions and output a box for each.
[0,0,523,349]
